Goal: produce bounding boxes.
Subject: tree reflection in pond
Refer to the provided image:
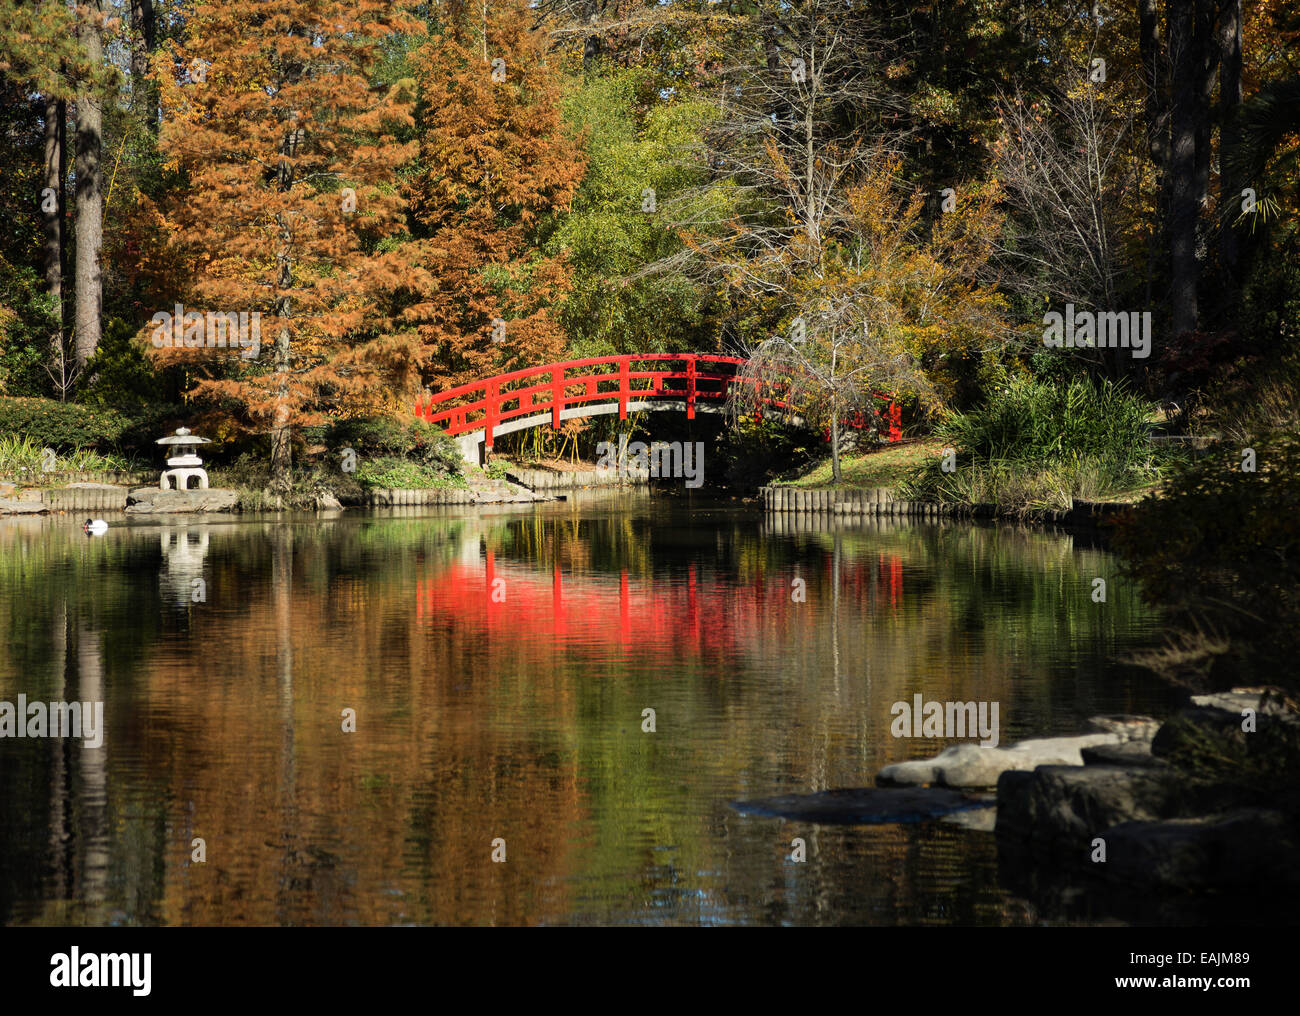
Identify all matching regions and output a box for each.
[0,501,1178,925]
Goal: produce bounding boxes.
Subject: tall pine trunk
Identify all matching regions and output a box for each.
[1167,1,1200,341]
[1193,0,1216,214]
[73,0,105,370]
[42,95,65,367]
[1217,0,1243,283]
[131,0,158,131]
[1138,0,1169,312]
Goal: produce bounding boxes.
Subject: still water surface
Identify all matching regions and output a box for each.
[0,495,1177,925]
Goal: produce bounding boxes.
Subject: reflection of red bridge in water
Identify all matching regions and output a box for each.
[415,552,905,649]
[415,354,903,461]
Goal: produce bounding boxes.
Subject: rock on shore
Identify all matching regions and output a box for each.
[994,688,1300,902]
[126,487,239,514]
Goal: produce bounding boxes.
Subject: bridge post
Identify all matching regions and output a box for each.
[686,355,696,420]
[551,368,562,430]
[618,356,629,421]
[485,380,499,452]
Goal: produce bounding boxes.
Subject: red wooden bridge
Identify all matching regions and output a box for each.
[415,353,902,463]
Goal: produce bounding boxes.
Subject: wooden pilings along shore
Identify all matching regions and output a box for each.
[366,488,479,506]
[759,485,962,517]
[758,486,1131,526]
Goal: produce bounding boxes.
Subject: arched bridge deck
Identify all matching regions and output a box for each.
[415,354,901,465]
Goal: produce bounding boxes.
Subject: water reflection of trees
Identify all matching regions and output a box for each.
[0,509,1173,925]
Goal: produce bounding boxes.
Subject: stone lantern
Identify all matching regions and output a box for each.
[157,427,212,491]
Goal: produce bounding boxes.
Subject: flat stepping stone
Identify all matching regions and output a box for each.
[126,488,239,514]
[730,787,991,825]
[1087,714,1161,741]
[876,733,1121,788]
[0,497,49,515]
[1081,741,1167,768]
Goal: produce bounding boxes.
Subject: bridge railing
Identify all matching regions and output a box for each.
[415,353,900,450]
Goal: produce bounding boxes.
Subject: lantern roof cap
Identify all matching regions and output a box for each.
[156,427,211,446]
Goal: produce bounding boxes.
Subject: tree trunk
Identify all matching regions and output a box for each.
[270,118,296,491]
[1138,0,1170,311]
[73,0,105,370]
[42,95,64,339]
[1217,0,1243,282]
[1193,0,1217,212]
[1138,1,1170,166]
[130,0,157,131]
[1167,1,1200,341]
[271,319,292,489]
[830,403,842,484]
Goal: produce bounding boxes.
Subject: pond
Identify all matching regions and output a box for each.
[0,496,1179,926]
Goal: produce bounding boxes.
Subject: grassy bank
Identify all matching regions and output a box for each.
[766,377,1171,516]
[776,440,1162,512]
[777,439,945,490]
[899,376,1168,515]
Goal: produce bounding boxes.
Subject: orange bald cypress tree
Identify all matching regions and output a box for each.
[138,0,424,489]
[407,0,585,392]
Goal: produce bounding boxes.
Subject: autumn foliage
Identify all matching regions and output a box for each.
[133,0,426,483]
[123,0,584,484]
[403,0,585,393]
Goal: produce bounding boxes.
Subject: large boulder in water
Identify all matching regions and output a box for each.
[1101,809,1300,892]
[995,764,1191,853]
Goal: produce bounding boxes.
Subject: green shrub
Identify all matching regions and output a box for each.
[325,416,463,475]
[209,452,368,509]
[938,374,1154,464]
[717,416,819,487]
[899,375,1159,510]
[899,453,1144,513]
[112,404,191,460]
[78,318,165,411]
[1239,243,1300,361]
[0,433,133,477]
[0,262,57,397]
[353,456,459,490]
[0,396,131,451]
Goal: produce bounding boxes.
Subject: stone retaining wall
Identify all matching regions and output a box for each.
[506,466,648,491]
[0,469,149,486]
